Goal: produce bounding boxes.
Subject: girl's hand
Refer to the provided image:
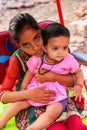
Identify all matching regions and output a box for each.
[28,86,56,104]
[71,85,83,101]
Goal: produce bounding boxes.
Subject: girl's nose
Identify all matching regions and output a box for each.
[32,44,38,51]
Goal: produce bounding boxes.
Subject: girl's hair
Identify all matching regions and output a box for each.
[9,13,40,43]
[41,22,70,46]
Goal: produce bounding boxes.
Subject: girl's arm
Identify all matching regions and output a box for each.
[1,87,56,104]
[34,69,74,87]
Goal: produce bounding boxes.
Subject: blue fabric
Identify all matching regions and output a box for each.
[6,39,13,54]
[72,52,87,63]
[0,56,10,63]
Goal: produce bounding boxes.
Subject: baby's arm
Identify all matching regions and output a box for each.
[21,69,33,90]
[71,67,84,101]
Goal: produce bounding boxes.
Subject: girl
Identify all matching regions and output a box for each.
[0,20,85,129]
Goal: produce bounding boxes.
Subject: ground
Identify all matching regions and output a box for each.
[0,0,87,32]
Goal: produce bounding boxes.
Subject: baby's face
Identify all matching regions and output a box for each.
[43,36,69,63]
[18,28,43,57]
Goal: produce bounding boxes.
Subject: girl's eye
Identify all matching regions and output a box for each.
[22,43,30,48]
[34,35,40,42]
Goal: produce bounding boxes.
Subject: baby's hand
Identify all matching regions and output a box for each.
[71,84,83,101]
[34,69,48,83]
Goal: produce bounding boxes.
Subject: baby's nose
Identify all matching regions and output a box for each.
[58,49,63,54]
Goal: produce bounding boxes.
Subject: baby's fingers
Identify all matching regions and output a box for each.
[74,92,83,101]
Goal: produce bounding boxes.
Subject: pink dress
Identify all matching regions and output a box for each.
[26,53,79,107]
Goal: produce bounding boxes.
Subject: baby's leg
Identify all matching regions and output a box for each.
[0,100,30,129]
[26,102,63,130]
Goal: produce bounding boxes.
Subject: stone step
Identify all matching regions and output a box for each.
[69,36,87,53]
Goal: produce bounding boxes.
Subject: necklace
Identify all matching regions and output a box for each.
[38,55,55,75]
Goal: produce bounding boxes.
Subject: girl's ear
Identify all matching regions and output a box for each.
[42,45,47,53]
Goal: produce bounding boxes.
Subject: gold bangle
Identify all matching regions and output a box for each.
[1,91,10,104]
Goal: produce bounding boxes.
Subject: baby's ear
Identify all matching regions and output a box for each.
[42,45,47,53]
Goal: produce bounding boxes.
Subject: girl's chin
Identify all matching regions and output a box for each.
[35,50,43,57]
[35,53,42,57]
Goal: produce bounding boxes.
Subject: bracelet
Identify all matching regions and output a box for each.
[1,91,10,104]
[76,83,83,88]
[72,74,76,85]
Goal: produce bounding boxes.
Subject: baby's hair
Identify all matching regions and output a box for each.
[41,22,70,46]
[9,13,40,43]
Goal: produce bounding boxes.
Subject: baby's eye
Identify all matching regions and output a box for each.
[22,43,30,48]
[63,46,68,50]
[34,35,40,42]
[52,47,58,51]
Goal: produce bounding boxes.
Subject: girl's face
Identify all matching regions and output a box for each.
[43,36,69,63]
[18,28,43,56]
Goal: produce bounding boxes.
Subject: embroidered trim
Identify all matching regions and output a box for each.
[16,50,30,72]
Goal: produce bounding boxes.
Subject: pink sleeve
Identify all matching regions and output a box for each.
[69,55,80,73]
[26,56,40,73]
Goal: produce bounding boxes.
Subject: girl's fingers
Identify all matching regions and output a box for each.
[40,86,56,96]
[40,97,55,104]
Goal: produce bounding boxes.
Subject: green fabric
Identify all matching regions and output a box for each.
[82,117,87,126]
[28,106,36,125]
[82,90,87,126]
[13,49,26,91]
[0,103,18,130]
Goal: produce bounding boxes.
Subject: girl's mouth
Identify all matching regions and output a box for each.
[35,49,43,56]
